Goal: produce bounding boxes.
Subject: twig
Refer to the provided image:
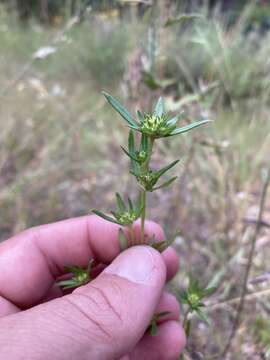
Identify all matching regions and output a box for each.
[249,271,270,285]
[221,166,270,358]
[206,288,270,311]
[243,217,270,228]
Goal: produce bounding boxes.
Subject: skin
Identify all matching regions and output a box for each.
[0,215,186,360]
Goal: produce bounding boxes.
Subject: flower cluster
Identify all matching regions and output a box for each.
[121,131,149,165]
[122,130,176,192]
[103,92,210,139]
[56,260,94,290]
[179,276,217,326]
[93,193,143,226]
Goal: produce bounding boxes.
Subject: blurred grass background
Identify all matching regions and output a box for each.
[0,0,270,358]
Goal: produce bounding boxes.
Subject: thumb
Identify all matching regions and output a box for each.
[0,246,167,360]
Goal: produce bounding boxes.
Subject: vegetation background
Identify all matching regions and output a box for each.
[0,0,270,358]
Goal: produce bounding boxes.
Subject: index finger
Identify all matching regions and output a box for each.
[0,216,178,308]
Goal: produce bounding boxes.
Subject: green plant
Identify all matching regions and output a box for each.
[57,92,213,340]
[148,311,170,336]
[251,316,270,356]
[56,259,94,289]
[179,276,217,337]
[94,93,209,248]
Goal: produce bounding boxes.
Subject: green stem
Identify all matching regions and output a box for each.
[140,137,155,244]
[183,308,191,338]
[129,224,135,247]
[140,190,146,244]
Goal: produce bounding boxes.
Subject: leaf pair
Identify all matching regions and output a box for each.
[121,131,149,177]
[134,159,180,192]
[149,234,176,253]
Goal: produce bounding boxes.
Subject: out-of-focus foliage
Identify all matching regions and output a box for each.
[0,0,257,23]
[251,316,270,356]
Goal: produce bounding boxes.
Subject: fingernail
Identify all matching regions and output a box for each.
[104,246,164,286]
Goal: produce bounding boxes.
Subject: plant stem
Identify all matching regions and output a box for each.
[129,224,135,247]
[140,190,146,244]
[178,309,192,360]
[140,137,155,244]
[183,308,191,337]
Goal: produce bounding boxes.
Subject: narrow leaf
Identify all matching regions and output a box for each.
[150,321,158,336]
[154,97,164,117]
[110,211,118,219]
[116,193,126,212]
[168,120,211,136]
[162,125,177,137]
[196,308,211,326]
[64,265,84,276]
[166,115,181,126]
[140,133,148,153]
[128,125,140,131]
[130,141,140,175]
[149,311,171,336]
[118,228,128,251]
[188,276,201,294]
[128,197,133,212]
[137,110,144,124]
[178,290,189,304]
[56,279,79,290]
[149,235,176,253]
[154,160,180,180]
[150,241,169,253]
[128,130,136,155]
[130,158,140,176]
[102,91,138,127]
[153,176,178,191]
[120,146,139,162]
[92,210,119,224]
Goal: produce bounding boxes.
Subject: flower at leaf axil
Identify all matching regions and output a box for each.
[92,193,143,226]
[102,92,211,139]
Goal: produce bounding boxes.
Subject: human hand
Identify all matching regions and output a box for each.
[0,215,186,360]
